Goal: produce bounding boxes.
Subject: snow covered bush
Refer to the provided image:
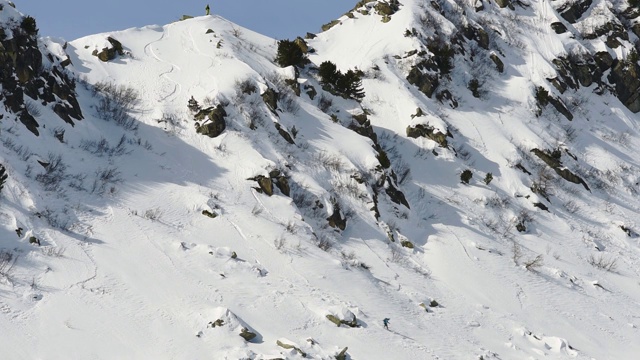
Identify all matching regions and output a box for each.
[94,81,140,131]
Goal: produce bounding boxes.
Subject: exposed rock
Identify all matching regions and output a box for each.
[594,51,614,72]
[249,175,274,196]
[239,328,256,342]
[490,53,504,73]
[406,124,452,148]
[556,0,593,24]
[322,20,340,31]
[276,339,307,357]
[92,36,124,62]
[304,84,317,100]
[407,61,439,97]
[285,78,300,96]
[401,240,414,248]
[386,180,410,209]
[261,88,279,113]
[327,202,347,231]
[336,347,349,360]
[275,176,290,196]
[548,96,574,121]
[463,25,489,49]
[583,21,627,42]
[348,111,377,142]
[305,32,317,39]
[494,0,510,8]
[531,149,590,190]
[0,16,83,135]
[294,37,309,54]
[326,314,342,327]
[195,105,227,138]
[202,210,217,218]
[274,123,295,144]
[436,89,458,108]
[551,22,568,34]
[608,60,640,113]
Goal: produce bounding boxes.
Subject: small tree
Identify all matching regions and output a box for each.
[276,39,305,68]
[337,69,365,100]
[483,172,493,185]
[20,16,38,35]
[318,61,340,87]
[460,169,473,184]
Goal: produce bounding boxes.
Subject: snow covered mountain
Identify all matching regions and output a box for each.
[1,0,640,359]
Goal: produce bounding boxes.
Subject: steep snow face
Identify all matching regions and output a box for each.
[1,0,640,359]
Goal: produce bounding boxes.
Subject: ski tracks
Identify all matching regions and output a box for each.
[143,26,183,102]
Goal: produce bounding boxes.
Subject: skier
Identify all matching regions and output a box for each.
[383,318,390,330]
[205,4,210,15]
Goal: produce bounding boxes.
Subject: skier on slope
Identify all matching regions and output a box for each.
[383,318,390,330]
[205,4,210,15]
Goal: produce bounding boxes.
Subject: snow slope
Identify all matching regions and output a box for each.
[1,0,640,359]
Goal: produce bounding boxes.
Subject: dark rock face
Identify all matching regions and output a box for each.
[327,202,347,231]
[406,124,452,148]
[92,37,124,62]
[248,171,290,197]
[531,149,590,190]
[261,88,279,113]
[0,16,83,135]
[274,123,295,144]
[386,180,410,209]
[463,25,489,49]
[407,62,439,98]
[608,60,640,113]
[490,53,504,73]
[556,0,593,24]
[195,105,227,137]
[551,22,568,34]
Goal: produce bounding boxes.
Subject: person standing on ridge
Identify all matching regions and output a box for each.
[205,4,210,15]
[383,318,390,330]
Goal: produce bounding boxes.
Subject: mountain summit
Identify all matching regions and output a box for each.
[1,0,640,358]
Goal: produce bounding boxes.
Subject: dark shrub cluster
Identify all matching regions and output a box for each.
[318,61,365,100]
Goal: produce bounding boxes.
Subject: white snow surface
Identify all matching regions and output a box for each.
[1,0,640,359]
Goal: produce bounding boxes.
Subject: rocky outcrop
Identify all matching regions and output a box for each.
[0,14,83,135]
[239,328,256,341]
[531,149,590,190]
[92,37,124,62]
[261,88,278,113]
[462,25,489,50]
[608,60,640,113]
[407,61,440,98]
[327,202,347,231]
[348,112,377,142]
[195,105,227,137]
[556,0,593,23]
[274,123,295,144]
[551,22,568,34]
[490,53,504,73]
[249,175,274,196]
[276,339,307,357]
[406,124,452,148]
[248,170,290,197]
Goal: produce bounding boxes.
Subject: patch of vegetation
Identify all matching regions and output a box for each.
[20,16,38,35]
[276,39,306,67]
[318,61,365,100]
[460,169,473,184]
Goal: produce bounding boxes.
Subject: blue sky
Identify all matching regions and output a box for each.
[13,1,354,41]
